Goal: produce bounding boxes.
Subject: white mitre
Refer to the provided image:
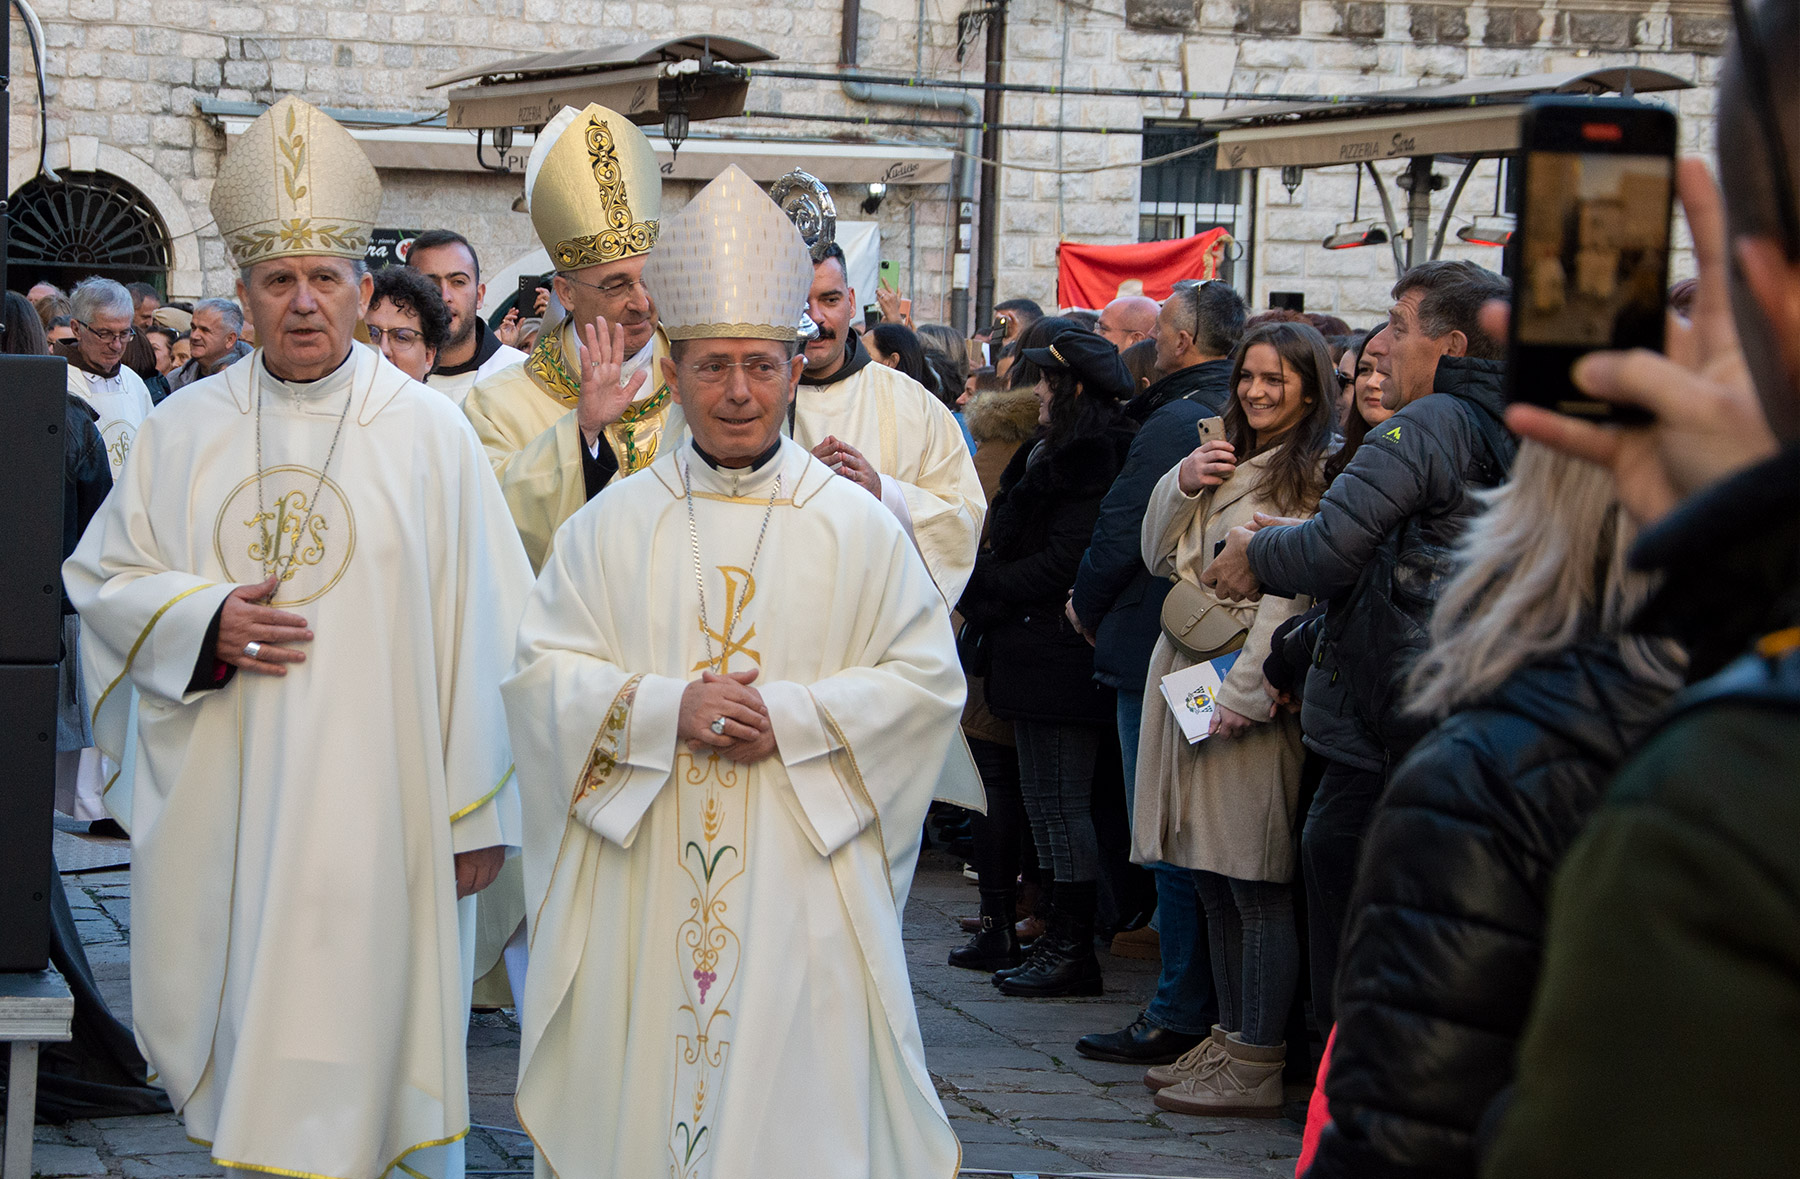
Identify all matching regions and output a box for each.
[641,165,814,342]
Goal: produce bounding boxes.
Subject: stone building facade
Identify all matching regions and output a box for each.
[7,0,1727,327]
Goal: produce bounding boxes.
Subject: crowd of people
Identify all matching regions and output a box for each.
[17,3,1800,1176]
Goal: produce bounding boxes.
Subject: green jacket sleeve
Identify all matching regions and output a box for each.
[1482,703,1800,1179]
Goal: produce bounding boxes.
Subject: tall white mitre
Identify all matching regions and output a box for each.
[642,164,813,341]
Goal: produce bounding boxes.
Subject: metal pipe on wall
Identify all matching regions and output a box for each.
[973,0,1006,332]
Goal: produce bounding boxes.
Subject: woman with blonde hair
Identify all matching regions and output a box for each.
[1301,442,1684,1179]
[1130,321,1337,1116]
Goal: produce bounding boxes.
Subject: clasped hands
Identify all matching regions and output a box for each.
[679,668,779,764]
[811,435,881,498]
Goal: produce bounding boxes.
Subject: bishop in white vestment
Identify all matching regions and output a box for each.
[63,99,532,1179]
[505,166,964,1179]
[462,103,682,572]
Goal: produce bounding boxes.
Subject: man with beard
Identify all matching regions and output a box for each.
[409,230,525,405]
[463,104,674,571]
[795,243,985,602]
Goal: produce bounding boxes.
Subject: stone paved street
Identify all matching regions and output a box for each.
[18,854,1303,1178]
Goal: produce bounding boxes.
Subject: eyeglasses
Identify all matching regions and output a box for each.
[1334,370,1355,388]
[683,358,792,388]
[367,325,427,347]
[557,273,651,300]
[77,320,135,345]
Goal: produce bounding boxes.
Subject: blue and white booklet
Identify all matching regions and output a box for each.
[1158,650,1242,745]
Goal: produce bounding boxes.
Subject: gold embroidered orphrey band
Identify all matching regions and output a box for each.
[551,116,659,270]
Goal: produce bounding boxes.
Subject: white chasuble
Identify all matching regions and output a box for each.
[67,363,155,477]
[505,437,965,1179]
[788,360,984,604]
[462,319,683,571]
[64,344,534,1179]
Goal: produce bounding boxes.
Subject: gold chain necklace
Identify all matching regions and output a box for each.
[252,357,355,600]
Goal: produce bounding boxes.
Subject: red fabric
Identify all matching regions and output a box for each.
[1056,227,1233,311]
[1296,1024,1336,1177]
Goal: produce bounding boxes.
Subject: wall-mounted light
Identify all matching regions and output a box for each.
[663,106,690,160]
[1322,224,1390,250]
[1456,221,1513,247]
[861,182,887,215]
[1280,165,1304,197]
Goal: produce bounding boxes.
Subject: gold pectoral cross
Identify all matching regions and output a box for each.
[693,566,762,673]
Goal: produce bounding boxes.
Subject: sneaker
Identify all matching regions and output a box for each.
[1144,1026,1228,1090]
[1152,1032,1285,1118]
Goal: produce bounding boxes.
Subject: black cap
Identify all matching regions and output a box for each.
[1021,328,1133,402]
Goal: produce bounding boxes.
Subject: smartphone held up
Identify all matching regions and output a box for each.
[1505,96,1678,424]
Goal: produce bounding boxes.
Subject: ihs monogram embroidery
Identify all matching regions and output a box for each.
[212,465,357,606]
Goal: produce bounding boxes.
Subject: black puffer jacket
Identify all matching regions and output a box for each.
[1248,357,1515,762]
[1305,640,1679,1179]
[62,395,113,614]
[959,423,1137,723]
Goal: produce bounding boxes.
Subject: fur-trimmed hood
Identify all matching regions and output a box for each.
[965,387,1042,447]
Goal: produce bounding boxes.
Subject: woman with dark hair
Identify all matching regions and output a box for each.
[1133,322,1338,1115]
[867,321,933,391]
[121,326,173,404]
[956,325,1137,997]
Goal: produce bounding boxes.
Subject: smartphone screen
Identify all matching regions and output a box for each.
[1506,98,1676,422]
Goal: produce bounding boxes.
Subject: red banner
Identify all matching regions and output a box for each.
[1056,228,1233,311]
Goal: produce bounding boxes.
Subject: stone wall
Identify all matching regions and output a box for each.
[7,0,1725,319]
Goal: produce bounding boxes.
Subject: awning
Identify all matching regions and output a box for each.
[197,100,951,185]
[1206,67,1693,171]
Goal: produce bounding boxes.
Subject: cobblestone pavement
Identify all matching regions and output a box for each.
[21,855,1303,1178]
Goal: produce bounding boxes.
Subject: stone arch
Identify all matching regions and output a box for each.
[10,137,204,298]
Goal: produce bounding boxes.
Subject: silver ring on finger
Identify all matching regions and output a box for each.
[710,716,728,736]
[243,641,263,660]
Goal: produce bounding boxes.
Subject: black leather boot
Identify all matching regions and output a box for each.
[998,881,1103,998]
[949,890,1022,971]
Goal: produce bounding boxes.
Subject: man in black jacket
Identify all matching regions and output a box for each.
[1068,280,1246,1063]
[1205,260,1514,1028]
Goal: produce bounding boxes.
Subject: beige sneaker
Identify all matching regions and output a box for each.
[1152,1032,1285,1118]
[1144,1025,1228,1091]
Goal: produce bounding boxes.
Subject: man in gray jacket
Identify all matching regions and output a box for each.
[1205,259,1515,1026]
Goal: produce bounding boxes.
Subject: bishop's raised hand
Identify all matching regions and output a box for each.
[576,315,649,445]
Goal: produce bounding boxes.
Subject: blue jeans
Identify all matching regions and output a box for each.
[1143,865,1219,1036]
[1194,871,1299,1048]
[1117,688,1145,811]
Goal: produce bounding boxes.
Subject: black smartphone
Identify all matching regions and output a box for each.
[518,273,550,305]
[863,304,882,330]
[1505,97,1677,422]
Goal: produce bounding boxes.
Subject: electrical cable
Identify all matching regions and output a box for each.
[11,0,60,183]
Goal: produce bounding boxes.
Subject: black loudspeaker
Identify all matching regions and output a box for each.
[0,354,69,662]
[0,664,60,970]
[0,353,69,972]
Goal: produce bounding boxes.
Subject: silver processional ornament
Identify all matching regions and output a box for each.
[770,169,836,342]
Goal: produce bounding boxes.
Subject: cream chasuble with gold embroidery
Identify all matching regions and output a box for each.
[462,320,682,571]
[64,343,533,1179]
[505,436,964,1179]
[67,363,154,477]
[788,360,984,604]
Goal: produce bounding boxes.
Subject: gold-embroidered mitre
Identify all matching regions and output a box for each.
[525,104,661,272]
[642,165,813,342]
[210,97,381,269]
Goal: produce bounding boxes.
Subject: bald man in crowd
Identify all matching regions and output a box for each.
[1096,295,1161,354]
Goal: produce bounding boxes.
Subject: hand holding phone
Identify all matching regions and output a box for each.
[1505,97,1676,423]
[1179,418,1236,494]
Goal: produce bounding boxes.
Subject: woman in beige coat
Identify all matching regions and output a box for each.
[1132,322,1339,1118]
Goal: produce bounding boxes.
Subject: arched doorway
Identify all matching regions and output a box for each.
[6,171,172,294]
